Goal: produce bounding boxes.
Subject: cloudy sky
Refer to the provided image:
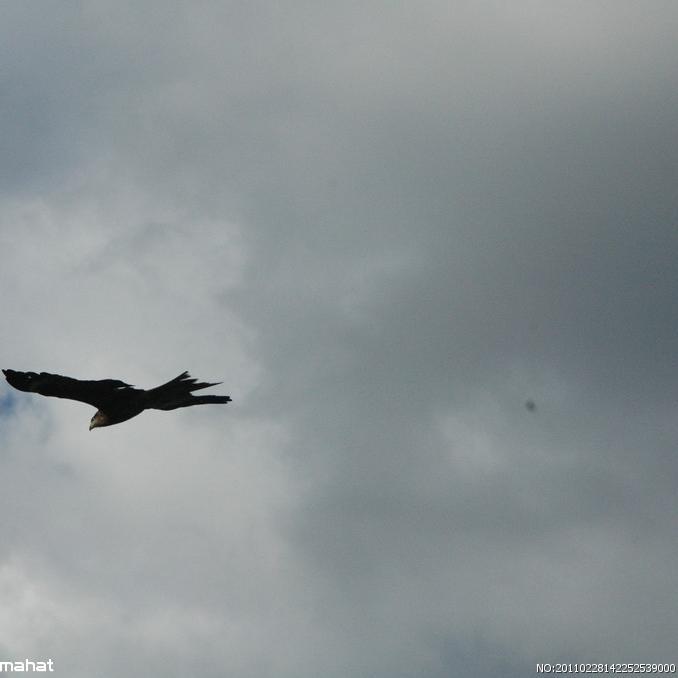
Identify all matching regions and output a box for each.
[1,2,677,676]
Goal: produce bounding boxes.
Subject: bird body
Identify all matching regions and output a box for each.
[2,369,231,429]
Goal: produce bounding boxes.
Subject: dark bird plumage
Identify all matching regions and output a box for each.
[2,369,232,430]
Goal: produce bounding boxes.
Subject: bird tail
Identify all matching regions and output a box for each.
[146,372,231,410]
[162,394,233,410]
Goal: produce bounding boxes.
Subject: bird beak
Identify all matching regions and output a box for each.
[89,422,94,431]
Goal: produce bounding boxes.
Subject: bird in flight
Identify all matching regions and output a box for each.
[2,369,232,430]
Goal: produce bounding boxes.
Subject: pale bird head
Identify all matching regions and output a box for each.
[89,411,108,431]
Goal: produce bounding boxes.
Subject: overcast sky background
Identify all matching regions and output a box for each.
[1,3,677,676]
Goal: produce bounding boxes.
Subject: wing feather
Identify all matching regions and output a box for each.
[2,369,137,410]
[144,371,231,410]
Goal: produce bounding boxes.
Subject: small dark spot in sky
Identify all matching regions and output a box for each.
[525,399,536,412]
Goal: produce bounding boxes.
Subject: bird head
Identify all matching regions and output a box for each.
[89,411,108,430]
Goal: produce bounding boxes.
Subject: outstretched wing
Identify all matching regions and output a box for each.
[144,371,232,410]
[2,369,138,410]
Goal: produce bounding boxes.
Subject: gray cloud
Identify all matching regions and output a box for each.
[1,2,677,676]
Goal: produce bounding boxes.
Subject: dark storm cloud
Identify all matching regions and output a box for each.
[221,4,678,673]
[1,2,677,677]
